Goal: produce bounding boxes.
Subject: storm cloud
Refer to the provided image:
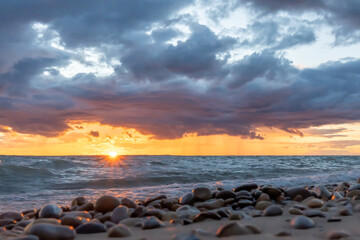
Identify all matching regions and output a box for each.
[0,0,359,140]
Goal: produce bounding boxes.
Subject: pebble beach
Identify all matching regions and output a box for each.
[1,180,360,240]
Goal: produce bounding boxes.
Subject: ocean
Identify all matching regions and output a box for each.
[0,155,359,212]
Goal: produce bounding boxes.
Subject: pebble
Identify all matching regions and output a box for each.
[327,230,350,239]
[257,193,271,202]
[130,206,147,218]
[289,207,303,215]
[275,231,292,237]
[233,183,258,192]
[63,211,92,219]
[76,222,106,234]
[176,205,200,219]
[286,188,311,200]
[24,219,61,234]
[0,212,23,221]
[108,224,132,238]
[255,201,273,210]
[193,187,212,201]
[77,202,94,212]
[315,185,332,200]
[179,193,196,205]
[216,190,236,200]
[228,213,242,220]
[94,196,120,214]
[111,206,129,224]
[245,224,261,234]
[120,198,137,209]
[71,196,87,207]
[0,219,16,227]
[308,199,324,208]
[61,216,88,228]
[142,216,164,230]
[261,187,282,199]
[339,207,352,216]
[193,212,221,222]
[237,199,254,208]
[290,216,315,229]
[194,199,224,210]
[28,223,76,240]
[120,218,144,228]
[144,195,167,206]
[38,204,63,219]
[263,205,283,216]
[161,211,179,221]
[304,210,326,218]
[216,222,251,237]
[104,221,116,229]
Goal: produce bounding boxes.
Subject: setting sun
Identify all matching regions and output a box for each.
[108,151,118,158]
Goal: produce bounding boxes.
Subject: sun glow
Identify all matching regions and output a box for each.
[108,151,118,158]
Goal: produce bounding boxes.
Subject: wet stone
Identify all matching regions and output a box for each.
[71,196,87,207]
[61,216,87,228]
[291,216,315,229]
[216,190,236,200]
[308,199,324,208]
[228,213,242,220]
[216,222,251,237]
[108,224,132,238]
[0,212,23,221]
[193,212,221,223]
[263,205,283,216]
[315,185,332,200]
[304,210,326,218]
[39,205,63,219]
[194,199,224,210]
[193,187,212,201]
[286,188,311,200]
[130,206,147,218]
[120,218,144,228]
[76,222,106,234]
[120,198,137,209]
[77,202,94,212]
[180,193,196,205]
[327,230,350,239]
[28,223,76,240]
[142,216,164,230]
[238,199,254,208]
[63,211,92,219]
[256,193,271,202]
[94,196,120,214]
[144,195,167,206]
[261,187,282,199]
[233,183,258,192]
[111,206,129,224]
[255,201,273,210]
[0,219,16,227]
[289,207,303,215]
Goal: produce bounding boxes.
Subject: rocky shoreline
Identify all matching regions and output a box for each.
[1,180,360,240]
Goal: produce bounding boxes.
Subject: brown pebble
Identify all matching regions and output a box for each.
[216,222,251,237]
[94,196,120,214]
[108,224,132,238]
[327,230,350,239]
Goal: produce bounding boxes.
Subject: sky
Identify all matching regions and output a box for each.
[0,0,360,155]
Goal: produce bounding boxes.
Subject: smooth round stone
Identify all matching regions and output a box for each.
[245,224,261,234]
[291,216,315,229]
[216,190,236,200]
[24,219,61,234]
[0,212,23,221]
[261,187,282,199]
[61,216,87,228]
[161,211,179,221]
[142,216,164,230]
[263,206,283,216]
[233,183,258,192]
[304,210,326,218]
[144,195,167,206]
[180,193,196,205]
[286,188,311,200]
[71,196,87,207]
[17,220,32,228]
[176,206,200,219]
[195,199,224,210]
[228,213,242,220]
[339,207,352,216]
[130,206,147,218]
[238,199,254,208]
[28,223,76,240]
[39,205,63,219]
[94,196,120,214]
[289,207,303,215]
[77,202,94,212]
[104,221,116,229]
[308,199,324,208]
[0,219,16,227]
[108,224,132,238]
[63,211,92,219]
[111,206,129,224]
[76,221,106,234]
[216,222,251,237]
[327,230,350,239]
[144,209,164,219]
[255,201,273,210]
[193,187,212,201]
[193,212,221,223]
[120,218,144,228]
[120,198,137,209]
[257,193,270,202]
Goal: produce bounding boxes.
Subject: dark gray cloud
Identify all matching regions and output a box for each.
[0,0,360,140]
[304,128,348,138]
[89,130,99,137]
